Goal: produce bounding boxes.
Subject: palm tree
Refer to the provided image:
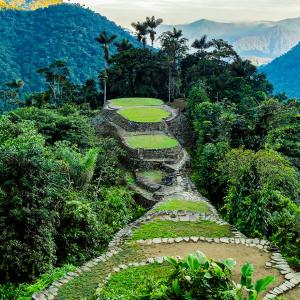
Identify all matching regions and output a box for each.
[95,31,117,105]
[131,21,148,48]
[114,38,133,52]
[159,28,188,102]
[192,35,212,56]
[146,16,163,47]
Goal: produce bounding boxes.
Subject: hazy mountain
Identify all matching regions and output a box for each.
[0,0,62,9]
[261,43,300,99]
[0,4,140,92]
[157,18,300,65]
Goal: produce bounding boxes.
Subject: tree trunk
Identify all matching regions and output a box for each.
[104,78,107,106]
[168,66,171,103]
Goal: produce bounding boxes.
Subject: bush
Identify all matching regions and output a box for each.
[0,117,66,282]
[220,148,300,268]
[8,107,96,148]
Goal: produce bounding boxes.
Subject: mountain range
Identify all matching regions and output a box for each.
[260,42,300,99]
[0,3,140,92]
[157,18,300,65]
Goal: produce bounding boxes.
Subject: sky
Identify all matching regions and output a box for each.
[68,0,300,27]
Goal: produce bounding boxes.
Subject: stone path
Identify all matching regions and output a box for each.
[33,99,300,300]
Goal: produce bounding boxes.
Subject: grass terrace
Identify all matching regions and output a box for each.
[154,198,211,213]
[139,170,165,184]
[118,107,171,123]
[110,97,163,107]
[99,263,173,299]
[126,134,179,150]
[132,220,233,240]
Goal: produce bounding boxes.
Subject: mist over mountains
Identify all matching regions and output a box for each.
[157,18,300,65]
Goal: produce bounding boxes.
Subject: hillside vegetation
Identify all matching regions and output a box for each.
[0,0,62,9]
[261,42,300,98]
[0,4,141,92]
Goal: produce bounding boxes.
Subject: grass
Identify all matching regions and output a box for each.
[99,263,173,299]
[126,135,179,150]
[154,199,211,213]
[132,220,233,240]
[139,170,165,184]
[118,107,170,123]
[110,98,163,107]
[57,245,147,300]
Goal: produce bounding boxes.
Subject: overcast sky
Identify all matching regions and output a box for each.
[68,0,300,27]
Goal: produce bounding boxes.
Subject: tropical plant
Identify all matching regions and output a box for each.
[60,146,99,189]
[131,21,148,48]
[146,16,163,47]
[159,27,188,102]
[114,38,133,52]
[95,31,117,105]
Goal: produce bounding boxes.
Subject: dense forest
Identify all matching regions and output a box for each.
[0,4,141,92]
[0,10,299,300]
[0,0,62,10]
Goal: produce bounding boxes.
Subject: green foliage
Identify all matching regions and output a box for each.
[60,145,99,189]
[219,149,300,267]
[0,117,65,282]
[0,4,141,93]
[0,264,75,300]
[0,105,143,288]
[98,252,275,300]
[8,106,96,148]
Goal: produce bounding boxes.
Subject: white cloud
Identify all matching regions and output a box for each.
[67,0,300,27]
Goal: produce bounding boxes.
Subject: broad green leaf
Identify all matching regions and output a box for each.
[254,276,275,293]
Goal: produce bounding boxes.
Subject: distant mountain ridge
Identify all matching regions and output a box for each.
[0,0,62,9]
[0,3,141,92]
[157,18,300,65]
[261,42,300,99]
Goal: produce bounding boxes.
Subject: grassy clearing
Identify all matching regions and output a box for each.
[139,170,165,184]
[118,107,170,123]
[126,135,179,150]
[99,263,173,299]
[57,245,146,300]
[154,199,211,213]
[110,98,163,107]
[132,220,233,240]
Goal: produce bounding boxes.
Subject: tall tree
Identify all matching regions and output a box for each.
[159,28,188,102]
[192,35,212,57]
[114,38,133,52]
[131,21,148,48]
[95,31,117,105]
[146,16,163,47]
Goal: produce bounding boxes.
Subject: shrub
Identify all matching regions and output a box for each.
[0,117,66,282]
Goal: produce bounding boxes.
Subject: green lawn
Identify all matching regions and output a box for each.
[118,107,170,123]
[139,170,165,184]
[132,220,233,240]
[110,98,163,107]
[126,135,179,150]
[99,263,173,299]
[154,199,211,213]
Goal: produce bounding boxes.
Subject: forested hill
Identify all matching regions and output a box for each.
[0,0,62,9]
[0,4,141,92]
[261,42,300,99]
